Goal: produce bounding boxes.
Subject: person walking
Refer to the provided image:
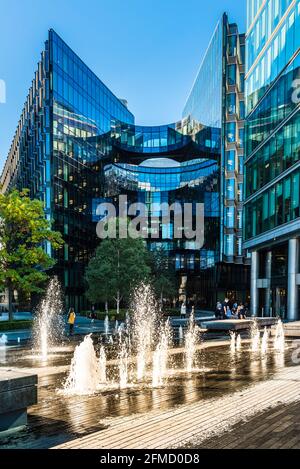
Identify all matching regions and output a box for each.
[67,307,76,336]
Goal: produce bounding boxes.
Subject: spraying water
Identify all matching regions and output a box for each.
[118,338,129,389]
[236,334,242,351]
[185,311,200,372]
[33,277,64,359]
[104,315,109,335]
[64,335,100,395]
[230,332,236,353]
[261,327,269,354]
[179,325,183,342]
[152,319,171,387]
[250,320,260,352]
[274,319,285,352]
[0,334,8,346]
[131,284,157,381]
[99,345,107,383]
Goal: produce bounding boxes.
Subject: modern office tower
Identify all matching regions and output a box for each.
[183,13,250,303]
[1,17,248,311]
[0,30,134,311]
[244,0,300,319]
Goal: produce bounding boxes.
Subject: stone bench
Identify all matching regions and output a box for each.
[0,369,37,434]
[201,318,277,331]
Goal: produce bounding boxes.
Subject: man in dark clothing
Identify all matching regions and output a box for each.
[221,298,230,319]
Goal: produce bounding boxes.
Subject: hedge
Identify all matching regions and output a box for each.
[0,320,33,332]
[80,309,128,321]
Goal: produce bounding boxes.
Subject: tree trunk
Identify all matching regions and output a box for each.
[116,291,120,318]
[8,286,13,322]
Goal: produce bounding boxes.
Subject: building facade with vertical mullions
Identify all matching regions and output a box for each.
[1,17,248,311]
[0,30,134,312]
[244,0,300,319]
[183,13,250,304]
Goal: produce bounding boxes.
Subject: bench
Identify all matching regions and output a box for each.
[0,370,37,434]
[201,318,277,332]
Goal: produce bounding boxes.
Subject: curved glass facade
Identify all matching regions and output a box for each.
[1,18,249,311]
[110,120,221,157]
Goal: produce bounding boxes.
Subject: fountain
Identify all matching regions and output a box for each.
[230,332,241,353]
[230,331,236,353]
[0,334,8,346]
[179,325,183,342]
[185,311,200,372]
[236,334,242,351]
[33,277,64,359]
[104,315,109,335]
[118,338,129,389]
[64,335,100,395]
[261,327,269,354]
[274,319,285,352]
[62,283,205,396]
[152,319,171,387]
[131,284,157,381]
[99,345,107,383]
[250,320,260,352]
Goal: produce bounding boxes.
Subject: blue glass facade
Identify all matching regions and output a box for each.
[244,0,300,319]
[183,13,248,275]
[0,30,134,311]
[183,19,223,128]
[1,22,249,310]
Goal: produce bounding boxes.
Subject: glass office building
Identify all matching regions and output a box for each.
[183,13,250,303]
[1,19,248,311]
[0,30,134,311]
[244,0,300,319]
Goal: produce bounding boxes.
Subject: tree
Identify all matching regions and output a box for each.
[85,236,151,315]
[150,246,178,309]
[0,189,64,320]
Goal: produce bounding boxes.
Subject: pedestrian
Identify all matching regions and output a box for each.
[238,303,247,320]
[180,302,186,319]
[225,305,238,319]
[221,297,230,319]
[67,307,76,336]
[215,301,222,319]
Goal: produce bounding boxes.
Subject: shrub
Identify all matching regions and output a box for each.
[0,320,33,331]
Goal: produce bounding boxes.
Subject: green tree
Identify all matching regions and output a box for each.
[150,246,177,309]
[85,236,151,315]
[0,189,64,320]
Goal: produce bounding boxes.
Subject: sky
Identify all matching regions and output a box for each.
[0,0,246,170]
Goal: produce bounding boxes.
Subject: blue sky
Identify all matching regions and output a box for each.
[0,0,246,169]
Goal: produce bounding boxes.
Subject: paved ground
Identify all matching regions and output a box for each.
[1,334,299,449]
[1,338,292,449]
[53,365,300,449]
[192,400,300,449]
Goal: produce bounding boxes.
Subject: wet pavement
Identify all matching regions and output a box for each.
[0,335,297,449]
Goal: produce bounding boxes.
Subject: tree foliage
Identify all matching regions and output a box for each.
[0,189,64,319]
[85,236,151,314]
[150,246,177,306]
